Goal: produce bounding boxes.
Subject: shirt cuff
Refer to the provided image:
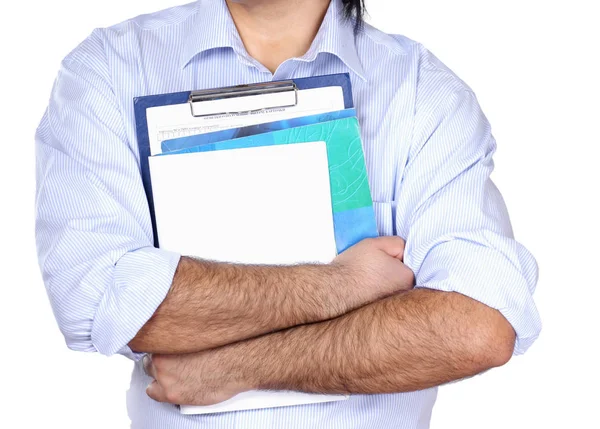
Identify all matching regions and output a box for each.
[91,246,181,360]
[409,231,542,355]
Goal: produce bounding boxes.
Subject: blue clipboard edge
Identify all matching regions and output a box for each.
[133,73,354,247]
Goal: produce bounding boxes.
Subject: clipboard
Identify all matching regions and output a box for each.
[133,73,354,247]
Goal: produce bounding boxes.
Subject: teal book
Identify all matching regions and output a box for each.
[159,117,378,253]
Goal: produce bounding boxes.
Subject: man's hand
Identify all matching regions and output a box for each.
[144,350,250,406]
[332,236,415,312]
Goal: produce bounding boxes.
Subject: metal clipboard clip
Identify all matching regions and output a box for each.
[189,80,298,118]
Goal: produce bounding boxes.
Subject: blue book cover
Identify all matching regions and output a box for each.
[158,117,378,253]
[161,108,356,153]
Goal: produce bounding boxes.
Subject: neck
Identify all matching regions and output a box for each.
[226,0,331,73]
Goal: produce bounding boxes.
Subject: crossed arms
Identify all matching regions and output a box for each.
[133,241,515,405]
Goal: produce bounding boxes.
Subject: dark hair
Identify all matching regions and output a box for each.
[341,0,366,31]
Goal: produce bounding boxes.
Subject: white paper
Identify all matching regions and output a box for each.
[179,390,346,415]
[149,142,338,264]
[148,142,347,414]
[146,86,345,155]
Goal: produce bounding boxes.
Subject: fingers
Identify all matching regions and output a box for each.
[143,354,157,379]
[144,355,184,405]
[370,235,406,259]
[144,357,177,404]
[146,379,168,403]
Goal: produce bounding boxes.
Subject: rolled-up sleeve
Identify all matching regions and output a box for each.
[396,82,541,355]
[35,33,181,360]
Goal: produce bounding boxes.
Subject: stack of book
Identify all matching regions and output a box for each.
[134,73,378,415]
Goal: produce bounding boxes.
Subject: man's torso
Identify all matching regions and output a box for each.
[66,1,467,427]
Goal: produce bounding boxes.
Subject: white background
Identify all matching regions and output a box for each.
[1,0,598,428]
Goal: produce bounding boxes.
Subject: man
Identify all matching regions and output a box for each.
[35,0,541,428]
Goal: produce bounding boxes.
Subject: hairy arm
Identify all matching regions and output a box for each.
[130,236,411,355]
[129,256,342,354]
[146,288,516,404]
[242,289,515,394]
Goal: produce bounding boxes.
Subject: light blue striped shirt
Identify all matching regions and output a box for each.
[35,0,541,428]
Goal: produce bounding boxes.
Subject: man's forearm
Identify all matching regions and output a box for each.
[228,288,516,394]
[130,256,346,354]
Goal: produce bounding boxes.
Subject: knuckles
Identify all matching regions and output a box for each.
[164,388,183,404]
[145,355,198,405]
[150,354,178,383]
[151,354,177,375]
[361,237,375,247]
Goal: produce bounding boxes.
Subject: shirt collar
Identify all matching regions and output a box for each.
[299,0,366,80]
[181,0,366,81]
[180,0,245,68]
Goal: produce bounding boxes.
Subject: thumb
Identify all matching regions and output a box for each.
[371,235,406,259]
[146,380,168,403]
